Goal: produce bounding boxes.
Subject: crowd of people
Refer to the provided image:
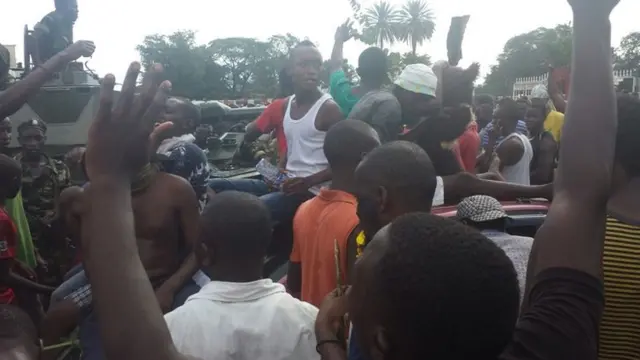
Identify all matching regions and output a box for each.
[1,0,638,359]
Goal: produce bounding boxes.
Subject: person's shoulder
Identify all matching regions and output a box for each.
[51,158,69,170]
[156,171,193,191]
[502,268,603,359]
[275,291,319,321]
[0,208,11,222]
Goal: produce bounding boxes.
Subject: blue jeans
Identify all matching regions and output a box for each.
[349,332,367,360]
[208,178,312,226]
[51,267,89,304]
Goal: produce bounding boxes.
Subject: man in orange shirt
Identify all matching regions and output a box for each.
[288,120,380,306]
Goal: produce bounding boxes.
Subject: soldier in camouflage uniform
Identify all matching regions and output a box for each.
[14,119,70,283]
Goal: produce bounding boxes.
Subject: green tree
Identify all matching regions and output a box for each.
[480,24,573,96]
[136,31,226,100]
[398,0,435,55]
[387,51,431,80]
[209,37,272,98]
[361,1,401,48]
[614,32,640,71]
[252,34,303,97]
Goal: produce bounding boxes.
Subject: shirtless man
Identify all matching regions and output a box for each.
[41,65,200,360]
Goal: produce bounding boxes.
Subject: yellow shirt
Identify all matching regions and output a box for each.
[600,215,640,359]
[543,110,564,143]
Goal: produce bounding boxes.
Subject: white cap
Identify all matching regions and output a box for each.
[531,84,548,99]
[394,64,438,97]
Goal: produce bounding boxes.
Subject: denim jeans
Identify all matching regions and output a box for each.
[51,266,89,304]
[208,178,312,226]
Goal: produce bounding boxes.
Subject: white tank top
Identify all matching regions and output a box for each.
[283,93,332,194]
[499,133,533,185]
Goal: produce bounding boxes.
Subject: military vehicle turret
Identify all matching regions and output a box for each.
[4,25,103,158]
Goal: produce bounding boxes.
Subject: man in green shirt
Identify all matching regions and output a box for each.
[328,22,389,116]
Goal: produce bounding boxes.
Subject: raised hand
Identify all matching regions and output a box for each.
[335,19,355,43]
[84,62,172,181]
[62,40,96,61]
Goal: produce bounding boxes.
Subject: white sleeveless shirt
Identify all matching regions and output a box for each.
[499,133,533,185]
[283,93,332,194]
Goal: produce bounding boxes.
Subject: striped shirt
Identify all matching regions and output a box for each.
[479,120,529,148]
[600,215,640,359]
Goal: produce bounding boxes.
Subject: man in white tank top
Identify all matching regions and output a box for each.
[477,98,533,185]
[208,42,343,230]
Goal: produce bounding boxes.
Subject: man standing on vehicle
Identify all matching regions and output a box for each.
[32,0,79,66]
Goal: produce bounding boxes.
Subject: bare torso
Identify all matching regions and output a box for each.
[131,172,186,286]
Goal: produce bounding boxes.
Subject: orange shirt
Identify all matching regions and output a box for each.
[290,189,359,307]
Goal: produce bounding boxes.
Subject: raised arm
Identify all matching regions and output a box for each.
[0,41,95,118]
[82,63,192,360]
[526,0,618,281]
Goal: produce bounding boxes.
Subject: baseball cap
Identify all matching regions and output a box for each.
[358,47,389,83]
[456,195,509,223]
[394,63,438,97]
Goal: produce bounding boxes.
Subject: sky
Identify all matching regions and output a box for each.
[1,0,638,86]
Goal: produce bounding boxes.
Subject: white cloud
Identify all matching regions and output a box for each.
[1,0,638,85]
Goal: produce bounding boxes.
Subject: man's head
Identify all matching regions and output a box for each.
[392,64,439,123]
[289,41,322,93]
[457,195,510,231]
[348,213,519,360]
[55,0,78,22]
[524,101,546,135]
[0,305,39,360]
[0,155,22,201]
[0,117,11,150]
[197,191,271,278]
[324,120,381,175]
[613,93,640,183]
[516,96,531,120]
[58,186,84,241]
[354,141,437,241]
[494,98,520,136]
[474,94,494,124]
[357,47,388,87]
[17,119,47,157]
[160,97,201,136]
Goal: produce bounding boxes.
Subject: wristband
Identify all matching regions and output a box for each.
[316,338,345,354]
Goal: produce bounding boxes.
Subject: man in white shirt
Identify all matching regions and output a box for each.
[164,191,319,360]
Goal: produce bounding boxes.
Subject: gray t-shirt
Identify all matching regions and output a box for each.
[347,90,402,143]
[480,230,533,305]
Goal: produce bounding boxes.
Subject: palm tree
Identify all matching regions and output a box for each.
[361,1,400,49]
[398,0,436,55]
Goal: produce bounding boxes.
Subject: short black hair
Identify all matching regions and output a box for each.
[356,141,437,212]
[474,94,494,106]
[0,305,37,348]
[324,120,380,170]
[373,213,519,359]
[200,191,272,259]
[615,93,640,177]
[358,47,388,83]
[289,40,318,62]
[496,97,520,123]
[172,97,201,128]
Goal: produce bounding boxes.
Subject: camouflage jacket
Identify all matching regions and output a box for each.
[15,153,71,236]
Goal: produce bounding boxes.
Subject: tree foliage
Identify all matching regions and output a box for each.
[614,32,640,71]
[478,24,572,96]
[137,32,305,100]
[478,26,640,96]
